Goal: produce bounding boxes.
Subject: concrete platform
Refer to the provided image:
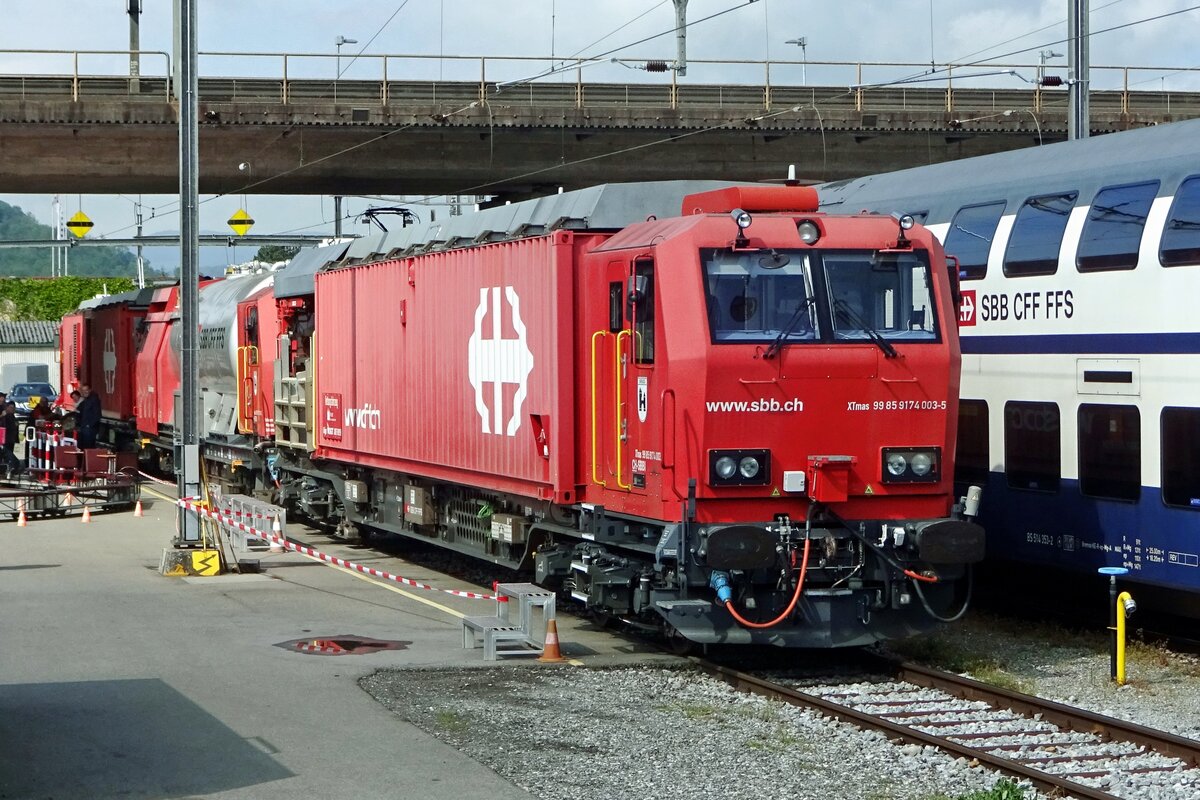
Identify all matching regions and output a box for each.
[0,484,674,799]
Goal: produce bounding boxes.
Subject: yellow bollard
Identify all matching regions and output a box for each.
[1116,591,1136,686]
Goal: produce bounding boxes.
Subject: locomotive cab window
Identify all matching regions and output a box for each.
[825,251,939,342]
[630,259,655,364]
[1078,404,1141,502]
[1003,191,1077,276]
[1077,181,1159,272]
[1004,401,1061,493]
[955,399,990,486]
[1162,407,1200,509]
[944,201,1005,280]
[1161,175,1200,267]
[702,249,817,343]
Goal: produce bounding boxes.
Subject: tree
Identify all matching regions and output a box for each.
[255,245,300,264]
[0,200,144,278]
[0,277,137,321]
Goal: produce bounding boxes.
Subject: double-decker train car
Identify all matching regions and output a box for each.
[817,119,1200,610]
[63,181,983,647]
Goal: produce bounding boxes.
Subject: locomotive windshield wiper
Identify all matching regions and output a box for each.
[763,296,816,360]
[833,298,898,359]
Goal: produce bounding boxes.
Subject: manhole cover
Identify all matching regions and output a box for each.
[275,634,411,656]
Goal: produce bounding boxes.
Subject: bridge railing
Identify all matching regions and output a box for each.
[2,49,1199,118]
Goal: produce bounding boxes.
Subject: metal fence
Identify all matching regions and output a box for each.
[1,49,1198,117]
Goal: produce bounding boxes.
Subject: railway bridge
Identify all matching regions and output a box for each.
[2,51,1199,200]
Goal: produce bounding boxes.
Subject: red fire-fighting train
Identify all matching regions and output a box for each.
[60,181,984,647]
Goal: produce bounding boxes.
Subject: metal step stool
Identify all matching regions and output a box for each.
[461,616,541,661]
[460,583,558,661]
[496,582,556,645]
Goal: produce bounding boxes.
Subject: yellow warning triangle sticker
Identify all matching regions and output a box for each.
[864,484,874,495]
[228,208,255,236]
[771,487,781,497]
[66,210,93,238]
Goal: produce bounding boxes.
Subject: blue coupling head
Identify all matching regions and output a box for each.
[709,571,733,604]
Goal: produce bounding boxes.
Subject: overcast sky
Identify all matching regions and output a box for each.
[1,0,1197,271]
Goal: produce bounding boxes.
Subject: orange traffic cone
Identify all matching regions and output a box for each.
[17,505,27,528]
[64,492,75,505]
[537,618,567,663]
[133,499,144,517]
[81,504,92,524]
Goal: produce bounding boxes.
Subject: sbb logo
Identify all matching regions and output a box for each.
[958,290,977,327]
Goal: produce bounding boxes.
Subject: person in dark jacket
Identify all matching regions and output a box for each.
[76,383,102,448]
[1,402,19,477]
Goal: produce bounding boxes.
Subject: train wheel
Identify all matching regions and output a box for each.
[663,623,699,656]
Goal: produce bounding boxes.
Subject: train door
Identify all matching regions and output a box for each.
[593,257,657,495]
[235,303,260,434]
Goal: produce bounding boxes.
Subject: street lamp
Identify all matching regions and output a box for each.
[335,35,357,102]
[785,37,807,85]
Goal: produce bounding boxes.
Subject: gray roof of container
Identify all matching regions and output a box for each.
[273,241,352,298]
[326,180,748,262]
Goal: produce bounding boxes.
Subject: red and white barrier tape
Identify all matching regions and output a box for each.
[176,498,497,601]
[138,470,178,488]
[215,506,278,521]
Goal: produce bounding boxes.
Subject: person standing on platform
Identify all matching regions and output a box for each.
[76,383,102,449]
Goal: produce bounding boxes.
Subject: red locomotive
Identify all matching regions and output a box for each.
[62,181,984,647]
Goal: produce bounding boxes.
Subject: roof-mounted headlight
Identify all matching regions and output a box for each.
[796,219,821,245]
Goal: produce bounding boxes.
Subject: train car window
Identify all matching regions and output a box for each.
[702,249,818,344]
[1161,407,1200,509]
[1078,404,1141,502]
[1077,180,1159,272]
[1160,175,1200,267]
[825,251,939,342]
[1003,191,1078,276]
[954,399,990,486]
[1004,401,1060,493]
[943,202,1004,281]
[631,260,655,364]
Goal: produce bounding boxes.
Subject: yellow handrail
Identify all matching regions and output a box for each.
[589,331,607,487]
[615,330,631,490]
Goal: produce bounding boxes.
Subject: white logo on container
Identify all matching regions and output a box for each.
[468,286,534,436]
[103,328,117,395]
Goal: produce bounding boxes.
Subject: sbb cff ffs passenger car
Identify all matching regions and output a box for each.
[62,182,984,647]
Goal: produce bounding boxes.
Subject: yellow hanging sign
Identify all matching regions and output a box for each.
[228,208,255,236]
[66,210,93,238]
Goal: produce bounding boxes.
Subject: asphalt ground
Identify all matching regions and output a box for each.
[0,480,674,799]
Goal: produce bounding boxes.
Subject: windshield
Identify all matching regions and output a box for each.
[824,251,939,342]
[703,250,817,343]
[12,383,54,396]
[703,248,940,345]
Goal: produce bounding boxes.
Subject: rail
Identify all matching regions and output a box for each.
[1,49,1199,117]
[697,658,1200,800]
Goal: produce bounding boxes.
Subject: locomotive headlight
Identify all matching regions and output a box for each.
[738,456,761,479]
[709,449,771,486]
[881,447,941,483]
[731,208,753,230]
[796,219,821,245]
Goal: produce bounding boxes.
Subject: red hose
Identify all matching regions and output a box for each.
[724,537,811,629]
[904,569,939,583]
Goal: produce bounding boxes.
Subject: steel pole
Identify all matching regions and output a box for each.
[177,0,201,544]
[128,0,141,94]
[1068,0,1090,139]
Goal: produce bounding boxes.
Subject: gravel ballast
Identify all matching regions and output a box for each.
[362,664,1030,800]
[359,612,1200,799]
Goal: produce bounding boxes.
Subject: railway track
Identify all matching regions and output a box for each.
[697,658,1200,800]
